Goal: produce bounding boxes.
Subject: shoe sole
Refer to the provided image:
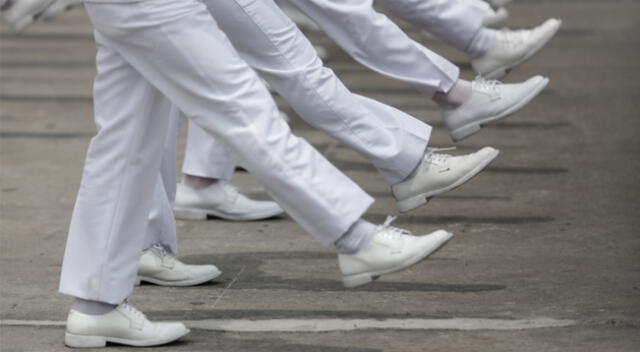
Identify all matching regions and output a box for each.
[484,20,562,80]
[395,148,500,213]
[449,78,549,142]
[342,231,454,288]
[64,329,190,348]
[136,268,222,287]
[173,206,283,221]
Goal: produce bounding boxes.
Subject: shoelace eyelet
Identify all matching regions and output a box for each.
[377,216,412,240]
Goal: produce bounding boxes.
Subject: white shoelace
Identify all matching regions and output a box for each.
[121,301,145,319]
[376,216,412,240]
[472,76,501,93]
[472,75,502,101]
[424,147,456,166]
[218,180,240,201]
[151,244,176,266]
[151,243,172,257]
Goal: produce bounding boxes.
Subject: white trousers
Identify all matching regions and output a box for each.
[181,0,432,188]
[375,0,489,56]
[287,0,460,97]
[60,0,373,304]
[144,111,181,254]
[182,120,236,181]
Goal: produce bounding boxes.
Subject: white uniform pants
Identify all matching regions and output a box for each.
[287,0,460,97]
[182,0,432,187]
[60,0,373,304]
[183,120,236,181]
[144,110,182,254]
[375,0,489,56]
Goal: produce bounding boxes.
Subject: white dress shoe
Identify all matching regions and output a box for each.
[443,75,549,142]
[392,147,499,212]
[137,244,221,286]
[339,217,453,288]
[2,0,54,34]
[40,0,82,20]
[65,302,189,348]
[472,19,562,79]
[173,180,284,221]
[482,7,509,27]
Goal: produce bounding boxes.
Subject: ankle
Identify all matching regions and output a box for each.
[334,219,376,254]
[72,298,117,315]
[183,174,219,190]
[467,27,498,59]
[434,79,473,109]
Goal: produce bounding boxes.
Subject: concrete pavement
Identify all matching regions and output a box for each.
[1,0,639,350]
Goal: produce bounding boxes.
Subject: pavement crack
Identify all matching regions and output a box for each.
[211,265,246,309]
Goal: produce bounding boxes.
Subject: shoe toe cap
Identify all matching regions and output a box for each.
[261,202,284,214]
[476,146,500,158]
[543,18,563,31]
[476,147,500,163]
[525,75,546,85]
[155,322,190,341]
[198,265,222,279]
[428,230,454,243]
[413,230,453,255]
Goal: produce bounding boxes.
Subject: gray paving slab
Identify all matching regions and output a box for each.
[1,0,639,351]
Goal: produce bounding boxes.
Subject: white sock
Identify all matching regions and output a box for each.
[72,298,117,315]
[183,174,218,189]
[334,219,376,254]
[434,79,473,109]
[466,27,498,59]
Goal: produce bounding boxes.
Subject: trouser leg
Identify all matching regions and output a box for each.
[84,0,372,247]
[375,0,488,55]
[59,32,173,304]
[182,119,236,180]
[285,0,459,97]
[202,0,431,184]
[145,105,182,254]
[62,0,373,304]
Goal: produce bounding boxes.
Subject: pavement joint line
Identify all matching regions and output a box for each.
[210,265,245,309]
[0,318,577,332]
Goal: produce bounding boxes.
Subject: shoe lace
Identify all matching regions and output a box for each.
[376,216,412,240]
[151,243,173,258]
[424,147,456,166]
[218,180,240,200]
[151,244,176,266]
[472,75,501,94]
[121,301,146,319]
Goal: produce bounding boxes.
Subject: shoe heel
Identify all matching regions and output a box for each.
[173,207,208,220]
[450,123,482,142]
[65,332,107,348]
[342,273,374,288]
[396,194,429,213]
